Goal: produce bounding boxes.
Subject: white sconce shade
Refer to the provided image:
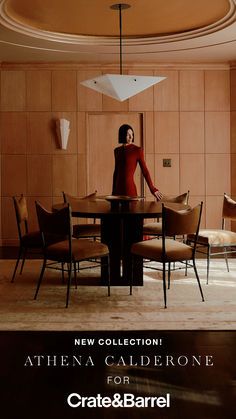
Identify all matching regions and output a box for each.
[56,118,70,150]
[80,74,166,102]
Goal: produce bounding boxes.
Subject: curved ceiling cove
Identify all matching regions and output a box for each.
[1,0,236,64]
[3,0,231,37]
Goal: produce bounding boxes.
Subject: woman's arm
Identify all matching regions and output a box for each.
[138,148,162,199]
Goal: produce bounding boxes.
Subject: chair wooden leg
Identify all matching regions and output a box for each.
[193,259,205,302]
[11,246,23,283]
[185,260,188,276]
[130,255,134,295]
[34,258,47,300]
[206,245,210,285]
[168,262,171,289]
[19,247,27,274]
[61,263,65,283]
[73,261,77,289]
[66,263,72,308]
[107,255,111,297]
[163,262,167,309]
[223,247,229,272]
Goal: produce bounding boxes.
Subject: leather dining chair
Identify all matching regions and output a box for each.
[34,201,110,308]
[131,202,204,309]
[143,191,190,237]
[11,194,42,283]
[62,191,101,240]
[187,193,236,284]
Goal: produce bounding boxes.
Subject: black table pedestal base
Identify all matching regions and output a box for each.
[101,216,143,286]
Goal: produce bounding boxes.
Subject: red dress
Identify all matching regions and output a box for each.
[112,144,158,197]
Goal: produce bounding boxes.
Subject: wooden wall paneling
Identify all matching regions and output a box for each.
[28,112,53,154]
[205,70,230,111]
[145,153,156,199]
[205,112,230,153]
[231,68,236,202]
[154,111,179,153]
[77,71,102,111]
[188,195,206,228]
[180,112,204,153]
[180,70,204,111]
[1,196,18,242]
[0,154,1,242]
[230,69,236,111]
[144,112,154,153]
[205,195,225,229]
[77,112,86,155]
[0,66,1,241]
[2,155,27,196]
[205,154,230,195]
[230,111,236,154]
[26,70,51,111]
[53,154,78,197]
[232,220,236,233]
[128,70,154,111]
[180,154,205,196]
[231,154,236,197]
[77,154,87,196]
[0,63,234,241]
[87,113,123,196]
[154,70,179,111]
[1,71,26,111]
[1,112,27,154]
[52,70,77,111]
[27,155,53,196]
[102,95,129,112]
[52,111,77,154]
[154,154,179,195]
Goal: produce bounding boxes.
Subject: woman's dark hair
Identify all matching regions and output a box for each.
[118,124,134,144]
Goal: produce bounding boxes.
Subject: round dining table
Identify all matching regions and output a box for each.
[53,198,189,286]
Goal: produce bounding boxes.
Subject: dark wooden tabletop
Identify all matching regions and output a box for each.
[53,198,190,219]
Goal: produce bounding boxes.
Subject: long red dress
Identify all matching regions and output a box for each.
[112,144,158,197]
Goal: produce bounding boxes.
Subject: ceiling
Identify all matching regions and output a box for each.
[0,0,236,64]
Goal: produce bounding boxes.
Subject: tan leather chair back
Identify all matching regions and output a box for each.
[35,201,72,246]
[13,194,29,238]
[222,193,236,220]
[163,203,202,237]
[63,191,97,204]
[14,194,28,223]
[161,191,189,205]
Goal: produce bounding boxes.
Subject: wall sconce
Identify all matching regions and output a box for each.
[56,118,70,150]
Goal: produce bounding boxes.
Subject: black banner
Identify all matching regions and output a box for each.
[0,331,235,418]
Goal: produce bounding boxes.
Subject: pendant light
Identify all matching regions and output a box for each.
[80,3,166,102]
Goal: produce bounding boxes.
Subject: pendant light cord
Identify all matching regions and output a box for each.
[119,4,123,75]
[111,4,131,76]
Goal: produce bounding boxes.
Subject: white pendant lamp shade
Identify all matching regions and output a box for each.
[80,3,166,101]
[81,74,166,102]
[56,118,70,150]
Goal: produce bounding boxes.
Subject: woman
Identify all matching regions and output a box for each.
[112,124,162,199]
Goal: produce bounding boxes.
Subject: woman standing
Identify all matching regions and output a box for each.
[112,124,162,199]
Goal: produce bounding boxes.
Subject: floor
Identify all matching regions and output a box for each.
[0,258,235,330]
